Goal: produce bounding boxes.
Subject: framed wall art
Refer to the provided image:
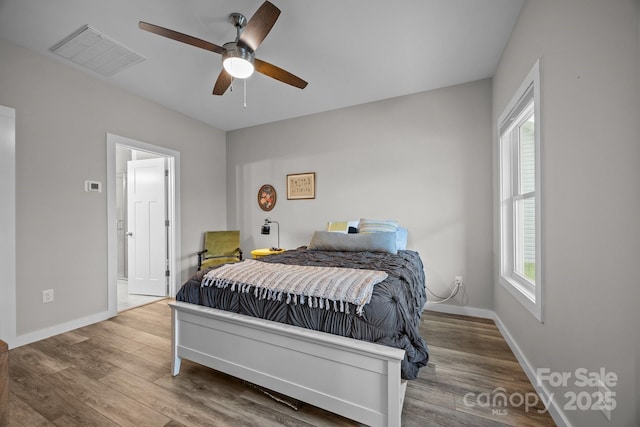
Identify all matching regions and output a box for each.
[287,172,315,200]
[258,184,277,211]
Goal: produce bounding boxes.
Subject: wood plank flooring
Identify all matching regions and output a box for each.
[8,301,556,426]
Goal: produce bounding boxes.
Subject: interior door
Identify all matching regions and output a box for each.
[127,157,167,296]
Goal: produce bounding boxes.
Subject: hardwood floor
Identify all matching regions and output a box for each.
[8,301,556,426]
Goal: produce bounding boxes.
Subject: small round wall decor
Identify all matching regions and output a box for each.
[258,184,277,211]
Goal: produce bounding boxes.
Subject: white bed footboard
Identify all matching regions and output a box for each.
[170,301,407,427]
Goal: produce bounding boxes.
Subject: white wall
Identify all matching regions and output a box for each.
[227,79,494,309]
[0,38,226,339]
[492,1,640,425]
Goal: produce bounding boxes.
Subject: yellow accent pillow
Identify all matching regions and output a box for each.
[326,220,359,233]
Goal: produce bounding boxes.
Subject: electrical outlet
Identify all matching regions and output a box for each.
[454,276,463,286]
[42,289,54,303]
[598,380,613,421]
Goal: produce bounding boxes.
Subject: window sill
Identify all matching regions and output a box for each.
[499,274,542,322]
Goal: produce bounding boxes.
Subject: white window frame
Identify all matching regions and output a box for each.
[498,60,543,322]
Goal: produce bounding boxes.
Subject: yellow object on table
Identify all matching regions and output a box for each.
[251,248,286,259]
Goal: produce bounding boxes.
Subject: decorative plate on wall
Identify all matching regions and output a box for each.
[258,184,276,211]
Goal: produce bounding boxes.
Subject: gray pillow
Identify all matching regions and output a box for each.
[308,231,397,254]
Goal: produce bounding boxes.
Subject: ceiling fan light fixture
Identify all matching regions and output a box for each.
[139,1,307,96]
[222,42,255,79]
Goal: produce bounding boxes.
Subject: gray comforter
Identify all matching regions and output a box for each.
[176,247,429,379]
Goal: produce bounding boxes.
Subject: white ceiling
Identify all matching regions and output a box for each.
[0,0,524,131]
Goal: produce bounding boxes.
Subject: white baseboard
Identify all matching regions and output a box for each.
[12,310,115,348]
[424,302,570,427]
[425,301,494,319]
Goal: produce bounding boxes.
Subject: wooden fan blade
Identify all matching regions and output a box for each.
[213,69,233,95]
[255,59,308,89]
[139,21,225,55]
[238,1,281,52]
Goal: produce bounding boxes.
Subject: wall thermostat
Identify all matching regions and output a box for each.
[85,180,102,192]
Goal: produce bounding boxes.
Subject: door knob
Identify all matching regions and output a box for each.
[126,232,133,236]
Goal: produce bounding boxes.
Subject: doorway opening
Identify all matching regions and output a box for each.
[107,133,181,316]
[117,148,166,311]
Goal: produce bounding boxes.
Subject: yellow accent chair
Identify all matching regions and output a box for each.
[197,230,243,271]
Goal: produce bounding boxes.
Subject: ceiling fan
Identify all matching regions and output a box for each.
[139,1,308,95]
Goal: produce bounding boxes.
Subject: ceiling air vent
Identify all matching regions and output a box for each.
[50,25,145,77]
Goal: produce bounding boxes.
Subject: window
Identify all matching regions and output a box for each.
[498,60,542,321]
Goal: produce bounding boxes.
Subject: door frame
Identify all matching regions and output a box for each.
[106,133,181,317]
[0,105,16,347]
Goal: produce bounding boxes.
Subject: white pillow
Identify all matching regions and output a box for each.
[358,218,400,233]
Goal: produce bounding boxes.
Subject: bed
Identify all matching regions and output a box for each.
[171,230,428,426]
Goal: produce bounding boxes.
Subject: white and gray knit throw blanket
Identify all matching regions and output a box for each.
[201,259,388,315]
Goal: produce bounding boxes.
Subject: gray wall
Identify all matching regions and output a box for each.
[0,38,227,336]
[492,0,640,425]
[227,79,494,309]
[3,1,638,422]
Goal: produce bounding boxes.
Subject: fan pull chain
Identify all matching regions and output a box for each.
[243,79,247,108]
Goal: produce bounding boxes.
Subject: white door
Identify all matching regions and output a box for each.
[127,157,167,296]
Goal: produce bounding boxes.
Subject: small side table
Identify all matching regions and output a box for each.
[251,248,286,259]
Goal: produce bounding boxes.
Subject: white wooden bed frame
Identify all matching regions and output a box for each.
[170,301,407,426]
